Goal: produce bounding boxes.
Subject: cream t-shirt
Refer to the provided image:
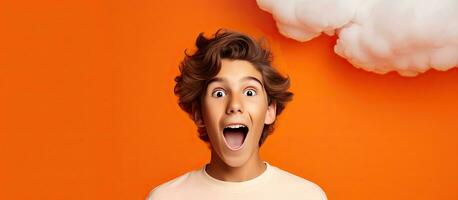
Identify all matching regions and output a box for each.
[146,161,327,200]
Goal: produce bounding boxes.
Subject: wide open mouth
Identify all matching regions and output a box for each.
[223,124,249,150]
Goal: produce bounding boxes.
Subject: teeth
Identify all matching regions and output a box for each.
[225,124,246,129]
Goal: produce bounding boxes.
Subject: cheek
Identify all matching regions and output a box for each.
[202,99,224,129]
[245,99,268,127]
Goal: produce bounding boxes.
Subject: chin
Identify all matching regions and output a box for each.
[221,155,250,168]
[218,143,254,168]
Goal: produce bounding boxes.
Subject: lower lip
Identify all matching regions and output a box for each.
[223,132,247,151]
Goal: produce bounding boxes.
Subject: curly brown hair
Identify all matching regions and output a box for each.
[174,29,293,147]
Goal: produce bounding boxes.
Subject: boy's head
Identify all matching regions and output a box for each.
[174,29,293,155]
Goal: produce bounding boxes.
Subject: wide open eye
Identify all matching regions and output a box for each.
[243,89,257,96]
[212,89,226,98]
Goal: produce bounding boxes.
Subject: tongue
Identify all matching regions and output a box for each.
[224,130,244,149]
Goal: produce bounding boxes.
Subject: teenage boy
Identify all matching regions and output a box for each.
[147,29,327,200]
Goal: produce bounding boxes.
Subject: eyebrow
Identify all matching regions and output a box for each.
[206,76,264,88]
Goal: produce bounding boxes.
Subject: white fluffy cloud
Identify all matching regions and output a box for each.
[257,0,458,76]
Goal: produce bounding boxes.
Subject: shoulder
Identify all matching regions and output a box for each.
[145,170,195,200]
[270,165,328,200]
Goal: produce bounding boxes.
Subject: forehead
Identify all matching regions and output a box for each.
[207,59,263,86]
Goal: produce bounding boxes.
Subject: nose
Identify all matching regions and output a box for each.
[226,93,243,114]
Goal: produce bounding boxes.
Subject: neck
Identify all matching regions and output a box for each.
[205,148,267,182]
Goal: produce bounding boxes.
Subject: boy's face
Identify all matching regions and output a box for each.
[201,59,276,168]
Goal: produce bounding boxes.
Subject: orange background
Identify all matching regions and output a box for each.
[1,1,457,199]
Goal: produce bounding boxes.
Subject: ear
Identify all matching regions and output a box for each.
[264,101,276,125]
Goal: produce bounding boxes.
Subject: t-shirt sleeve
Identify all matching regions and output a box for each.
[145,187,159,200]
[309,181,328,200]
